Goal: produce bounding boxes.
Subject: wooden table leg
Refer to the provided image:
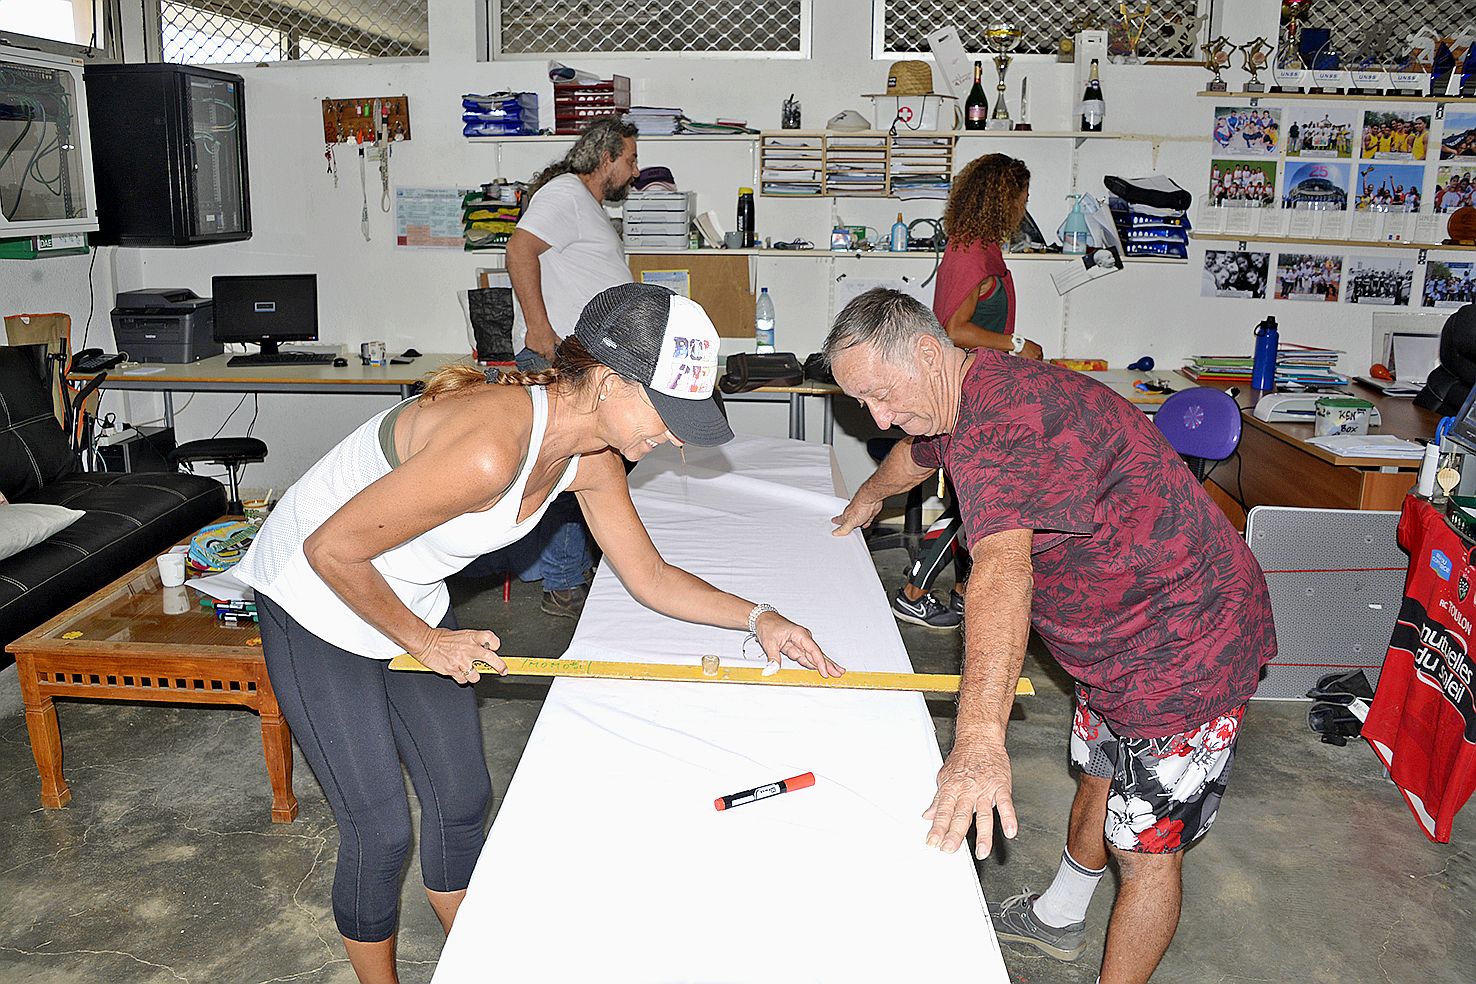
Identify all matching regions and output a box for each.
[15,654,71,809]
[255,670,298,823]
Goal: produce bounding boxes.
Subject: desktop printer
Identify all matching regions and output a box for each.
[111,288,222,364]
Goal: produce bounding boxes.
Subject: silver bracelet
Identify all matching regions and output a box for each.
[747,603,779,636]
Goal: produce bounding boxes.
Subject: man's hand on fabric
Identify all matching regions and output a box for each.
[923,739,1018,859]
[830,495,883,536]
[755,611,845,678]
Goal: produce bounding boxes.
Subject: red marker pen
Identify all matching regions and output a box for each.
[714,772,815,811]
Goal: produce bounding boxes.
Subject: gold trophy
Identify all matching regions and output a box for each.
[1240,37,1274,92]
[1112,2,1152,64]
[1202,36,1233,92]
[985,22,1023,130]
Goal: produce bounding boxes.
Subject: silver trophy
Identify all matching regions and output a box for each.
[985,22,1023,130]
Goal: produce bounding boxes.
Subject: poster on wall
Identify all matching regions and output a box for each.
[1285,108,1357,158]
[1434,166,1476,212]
[1423,260,1476,308]
[1359,109,1433,161]
[1202,250,1270,299]
[1353,163,1425,211]
[1211,106,1280,155]
[1209,159,1277,207]
[1438,109,1476,160]
[1282,162,1350,210]
[1346,256,1415,306]
[1275,253,1342,302]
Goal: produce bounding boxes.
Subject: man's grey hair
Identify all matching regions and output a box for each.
[822,288,953,369]
[527,116,638,198]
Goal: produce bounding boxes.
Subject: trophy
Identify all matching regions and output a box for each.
[1202,36,1233,92]
[1309,35,1350,93]
[1109,2,1153,64]
[1435,36,1472,96]
[1391,31,1435,95]
[1239,37,1274,91]
[1348,19,1395,94]
[1272,0,1314,92]
[1057,13,1100,62]
[985,22,1023,130]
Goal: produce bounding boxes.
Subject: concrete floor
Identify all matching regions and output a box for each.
[1,548,1472,984]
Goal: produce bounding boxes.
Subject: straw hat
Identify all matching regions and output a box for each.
[883,59,935,96]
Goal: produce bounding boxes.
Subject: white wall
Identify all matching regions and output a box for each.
[2,0,1464,493]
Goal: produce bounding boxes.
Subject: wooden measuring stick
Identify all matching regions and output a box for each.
[388,653,1036,697]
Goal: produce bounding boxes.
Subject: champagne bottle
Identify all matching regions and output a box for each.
[965,61,989,130]
[1080,58,1105,132]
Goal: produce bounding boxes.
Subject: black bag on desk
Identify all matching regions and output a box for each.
[467,287,515,363]
[718,353,804,393]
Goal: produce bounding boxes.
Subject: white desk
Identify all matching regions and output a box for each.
[69,353,470,428]
[433,436,1007,983]
[75,355,839,442]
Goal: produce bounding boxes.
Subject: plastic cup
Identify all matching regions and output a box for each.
[156,552,186,587]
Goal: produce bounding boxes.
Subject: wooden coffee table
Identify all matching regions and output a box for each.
[10,548,298,822]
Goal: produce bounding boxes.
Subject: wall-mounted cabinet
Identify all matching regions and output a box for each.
[85,63,250,247]
[0,45,99,238]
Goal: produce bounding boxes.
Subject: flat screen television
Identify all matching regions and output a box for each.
[212,274,317,356]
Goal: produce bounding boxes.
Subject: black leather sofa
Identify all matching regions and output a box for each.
[0,344,226,660]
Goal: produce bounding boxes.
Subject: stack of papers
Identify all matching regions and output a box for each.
[1182,356,1253,383]
[1304,434,1425,458]
[627,106,682,135]
[1278,343,1347,387]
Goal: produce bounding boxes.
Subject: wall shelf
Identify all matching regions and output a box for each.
[464,245,1184,264]
[1190,231,1472,251]
[466,133,758,143]
[1196,90,1476,104]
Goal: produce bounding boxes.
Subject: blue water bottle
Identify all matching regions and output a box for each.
[1251,315,1279,391]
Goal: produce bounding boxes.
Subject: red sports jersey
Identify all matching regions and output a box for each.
[1364,496,1476,843]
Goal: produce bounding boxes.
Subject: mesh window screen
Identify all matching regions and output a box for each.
[1316,1,1472,55]
[159,0,428,63]
[878,1,1208,60]
[494,0,807,56]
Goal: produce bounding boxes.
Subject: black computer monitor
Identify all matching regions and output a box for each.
[212,274,318,356]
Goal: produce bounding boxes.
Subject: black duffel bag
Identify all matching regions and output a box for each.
[718,352,805,393]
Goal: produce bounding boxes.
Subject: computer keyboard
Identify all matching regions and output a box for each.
[228,351,335,367]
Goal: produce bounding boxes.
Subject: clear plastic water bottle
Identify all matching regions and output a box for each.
[755,287,775,353]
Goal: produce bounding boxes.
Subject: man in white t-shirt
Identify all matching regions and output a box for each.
[490,117,640,618]
[507,117,640,365]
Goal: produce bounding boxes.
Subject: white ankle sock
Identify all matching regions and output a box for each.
[1031,848,1105,928]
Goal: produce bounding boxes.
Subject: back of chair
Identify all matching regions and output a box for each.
[1154,387,1242,479]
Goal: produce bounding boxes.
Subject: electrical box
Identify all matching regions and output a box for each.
[0,45,99,237]
[84,63,251,247]
[322,95,411,144]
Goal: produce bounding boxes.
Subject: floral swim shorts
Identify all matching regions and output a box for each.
[1069,684,1246,854]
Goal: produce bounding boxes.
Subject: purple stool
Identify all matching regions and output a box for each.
[1153,387,1242,481]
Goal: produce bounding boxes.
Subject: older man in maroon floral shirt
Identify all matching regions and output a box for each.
[826,288,1275,984]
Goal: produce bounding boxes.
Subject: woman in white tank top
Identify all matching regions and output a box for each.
[238,284,842,982]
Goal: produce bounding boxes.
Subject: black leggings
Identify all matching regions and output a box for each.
[257,593,491,943]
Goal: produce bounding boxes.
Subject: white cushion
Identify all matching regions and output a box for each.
[0,503,86,563]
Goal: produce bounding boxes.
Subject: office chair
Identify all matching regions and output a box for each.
[169,437,268,514]
[861,437,929,561]
[1154,387,1242,480]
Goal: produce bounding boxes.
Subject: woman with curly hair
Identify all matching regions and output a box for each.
[933,153,1043,360]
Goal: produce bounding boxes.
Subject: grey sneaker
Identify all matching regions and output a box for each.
[988,891,1087,961]
[891,587,962,629]
[541,583,589,619]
